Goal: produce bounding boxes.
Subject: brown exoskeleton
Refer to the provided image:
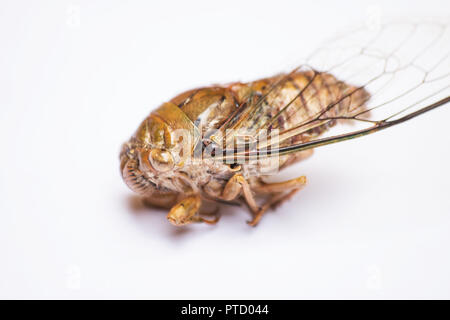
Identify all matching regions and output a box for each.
[120,70,340,226]
[120,22,450,227]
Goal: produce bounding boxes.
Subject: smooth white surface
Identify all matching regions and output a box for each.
[1,0,449,299]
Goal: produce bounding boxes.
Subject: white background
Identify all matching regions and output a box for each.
[1,0,450,299]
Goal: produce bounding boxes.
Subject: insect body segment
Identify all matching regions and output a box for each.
[120,70,370,226]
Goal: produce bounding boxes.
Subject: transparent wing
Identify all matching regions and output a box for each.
[214,19,450,162]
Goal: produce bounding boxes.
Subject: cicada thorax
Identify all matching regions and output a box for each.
[169,86,239,139]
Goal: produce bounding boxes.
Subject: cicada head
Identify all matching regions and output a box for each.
[120,102,200,195]
[133,114,176,174]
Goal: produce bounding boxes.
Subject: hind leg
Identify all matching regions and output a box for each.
[252,176,307,194]
[248,176,307,226]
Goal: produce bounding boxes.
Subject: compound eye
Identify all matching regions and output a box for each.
[148,149,174,172]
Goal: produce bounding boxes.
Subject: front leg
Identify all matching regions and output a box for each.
[166,195,220,226]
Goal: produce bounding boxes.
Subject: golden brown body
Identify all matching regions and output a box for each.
[120,69,369,226]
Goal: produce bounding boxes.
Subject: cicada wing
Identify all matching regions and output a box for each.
[216,20,450,163]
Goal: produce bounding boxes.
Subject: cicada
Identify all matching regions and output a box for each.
[120,20,450,226]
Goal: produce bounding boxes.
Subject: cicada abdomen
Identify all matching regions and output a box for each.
[120,20,450,227]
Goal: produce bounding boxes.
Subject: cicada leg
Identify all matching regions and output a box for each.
[252,176,307,194]
[220,174,307,226]
[166,195,220,226]
[222,174,259,214]
[247,176,307,227]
